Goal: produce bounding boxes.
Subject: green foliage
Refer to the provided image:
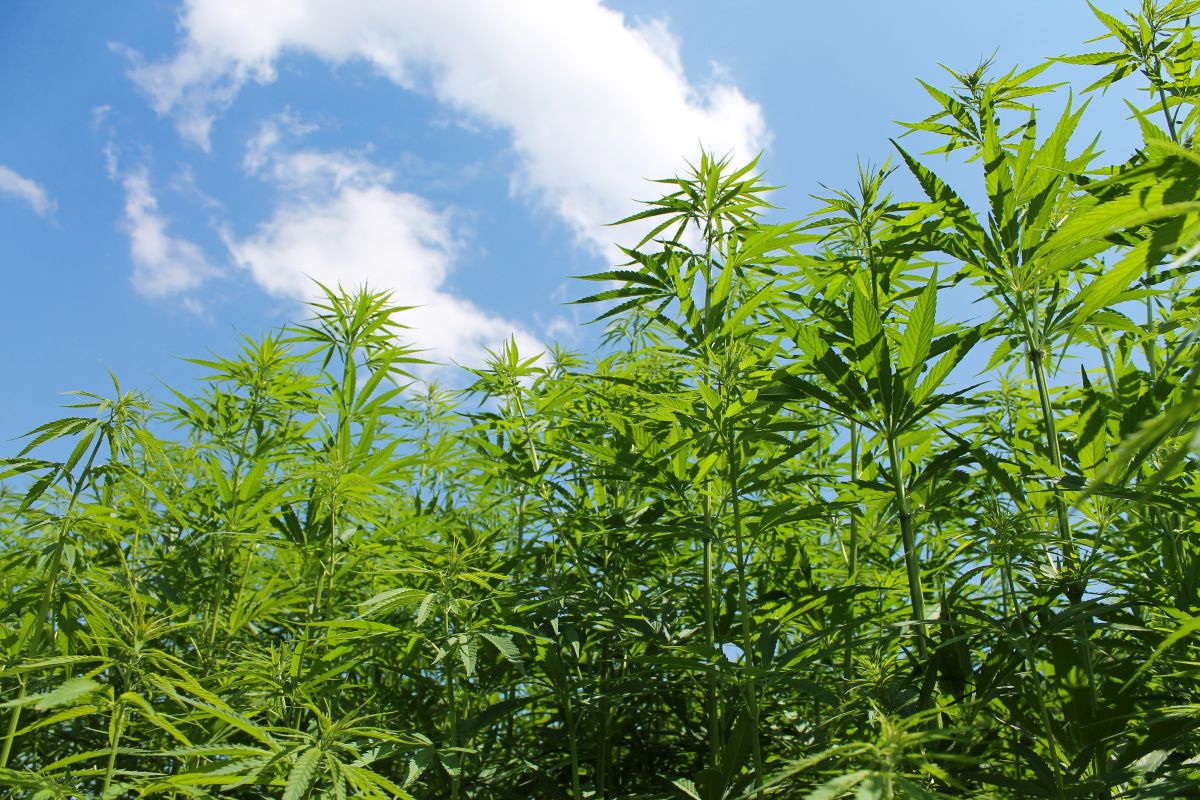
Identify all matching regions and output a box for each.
[6,4,1200,798]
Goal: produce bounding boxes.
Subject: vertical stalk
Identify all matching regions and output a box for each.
[325,352,356,622]
[513,391,555,525]
[101,699,127,797]
[702,492,721,768]
[204,547,232,653]
[0,676,25,771]
[229,545,257,635]
[1097,334,1120,398]
[726,429,764,792]
[1145,51,1179,384]
[886,434,928,661]
[595,643,611,800]
[1153,77,1179,143]
[1000,550,1066,797]
[293,348,355,730]
[843,422,861,677]
[562,688,583,800]
[505,489,528,751]
[323,504,339,620]
[1016,293,1077,589]
[446,612,461,800]
[290,494,336,730]
[1028,348,1078,596]
[513,491,527,581]
[1145,275,1159,384]
[205,394,260,652]
[1023,309,1106,787]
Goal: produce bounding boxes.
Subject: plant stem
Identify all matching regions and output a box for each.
[1146,54,1176,381]
[0,676,26,771]
[1001,551,1066,797]
[1097,334,1120,398]
[595,643,611,800]
[1028,348,1078,597]
[727,427,764,792]
[446,612,461,800]
[101,699,127,797]
[844,422,861,678]
[703,491,721,768]
[886,434,928,662]
[1025,315,1106,787]
[205,396,259,653]
[563,686,582,800]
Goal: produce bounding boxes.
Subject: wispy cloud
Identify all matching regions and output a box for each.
[0,164,56,217]
[126,0,767,253]
[118,163,219,300]
[243,113,390,191]
[227,118,539,365]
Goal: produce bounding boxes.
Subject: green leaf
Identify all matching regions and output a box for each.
[480,632,522,662]
[803,770,871,800]
[913,326,981,407]
[898,274,937,385]
[1056,51,1129,66]
[360,587,427,618]
[1062,237,1157,346]
[284,746,323,800]
[416,592,437,626]
[1089,2,1140,51]
[892,141,985,245]
[1,677,100,710]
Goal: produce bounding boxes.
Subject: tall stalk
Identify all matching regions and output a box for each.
[1020,292,1107,788]
[101,699,127,797]
[843,422,861,677]
[999,538,1066,796]
[702,491,722,768]
[726,424,764,792]
[204,388,259,654]
[1018,302,1079,600]
[595,640,612,799]
[562,684,583,800]
[445,610,461,800]
[885,435,928,661]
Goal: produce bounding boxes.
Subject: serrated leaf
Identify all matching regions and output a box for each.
[480,632,521,662]
[360,587,426,618]
[1,677,100,710]
[284,746,322,800]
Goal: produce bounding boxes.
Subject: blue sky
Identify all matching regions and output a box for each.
[0,1,1142,444]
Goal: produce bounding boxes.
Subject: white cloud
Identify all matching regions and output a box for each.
[0,165,56,217]
[243,114,390,191]
[119,164,218,298]
[543,314,578,345]
[228,122,538,365]
[128,0,768,251]
[90,104,112,130]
